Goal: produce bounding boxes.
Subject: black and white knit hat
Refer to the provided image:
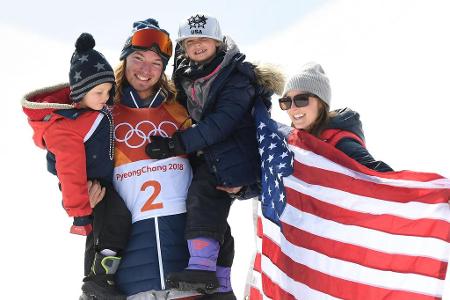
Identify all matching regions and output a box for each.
[284,62,331,106]
[177,13,223,43]
[69,33,115,103]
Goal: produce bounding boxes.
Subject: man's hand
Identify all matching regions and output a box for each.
[88,180,105,208]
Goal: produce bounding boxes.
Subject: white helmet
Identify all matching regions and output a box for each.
[177,13,223,43]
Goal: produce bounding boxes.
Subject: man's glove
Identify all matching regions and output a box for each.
[70,215,93,236]
[145,134,185,159]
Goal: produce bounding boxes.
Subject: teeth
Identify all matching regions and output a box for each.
[294,114,304,119]
[137,75,150,81]
[195,49,206,55]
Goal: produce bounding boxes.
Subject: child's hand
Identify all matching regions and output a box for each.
[217,186,257,200]
[88,180,105,208]
[70,216,93,236]
[217,186,242,194]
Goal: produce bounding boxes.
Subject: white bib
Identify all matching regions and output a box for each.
[113,157,192,223]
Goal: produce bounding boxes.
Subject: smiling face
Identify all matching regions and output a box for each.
[79,82,113,110]
[183,37,220,63]
[285,89,321,131]
[125,50,163,99]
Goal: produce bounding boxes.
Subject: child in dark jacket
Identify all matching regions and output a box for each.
[22,33,131,300]
[145,13,264,299]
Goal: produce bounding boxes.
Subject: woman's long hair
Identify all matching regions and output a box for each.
[307,98,331,137]
[113,60,176,104]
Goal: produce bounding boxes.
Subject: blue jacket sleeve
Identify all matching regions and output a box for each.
[179,74,255,153]
[335,138,393,172]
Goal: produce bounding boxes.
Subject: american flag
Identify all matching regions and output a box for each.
[249,102,450,299]
[254,99,294,225]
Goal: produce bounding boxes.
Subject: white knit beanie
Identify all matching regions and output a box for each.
[284,62,331,106]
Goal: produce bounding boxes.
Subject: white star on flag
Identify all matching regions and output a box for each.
[254,99,294,225]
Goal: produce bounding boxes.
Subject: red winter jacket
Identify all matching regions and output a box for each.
[22,84,114,217]
[320,108,392,172]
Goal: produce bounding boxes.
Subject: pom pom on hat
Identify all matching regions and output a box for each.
[75,33,96,52]
[142,18,159,28]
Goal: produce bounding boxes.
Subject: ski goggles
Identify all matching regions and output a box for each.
[129,28,173,58]
[278,93,316,110]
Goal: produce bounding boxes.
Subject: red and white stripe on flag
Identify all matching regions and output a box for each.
[249,130,450,300]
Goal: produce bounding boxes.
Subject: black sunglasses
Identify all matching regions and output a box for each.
[279,93,317,110]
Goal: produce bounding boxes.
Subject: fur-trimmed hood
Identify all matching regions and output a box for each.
[21,83,75,149]
[21,83,74,121]
[253,63,285,96]
[234,61,285,98]
[237,62,285,110]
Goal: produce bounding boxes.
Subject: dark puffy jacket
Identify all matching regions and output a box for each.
[322,108,393,172]
[175,38,261,187]
[115,214,189,295]
[113,86,191,296]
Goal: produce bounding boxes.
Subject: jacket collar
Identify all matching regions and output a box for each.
[120,85,167,108]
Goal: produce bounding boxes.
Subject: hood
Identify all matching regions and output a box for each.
[253,63,285,96]
[174,35,285,96]
[222,37,285,96]
[220,36,240,67]
[235,61,285,111]
[22,83,74,120]
[21,83,74,148]
[234,60,285,96]
[326,108,365,141]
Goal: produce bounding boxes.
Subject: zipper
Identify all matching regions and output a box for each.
[154,216,165,289]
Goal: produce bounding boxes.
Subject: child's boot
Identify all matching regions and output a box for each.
[166,237,220,294]
[198,266,236,299]
[81,252,126,300]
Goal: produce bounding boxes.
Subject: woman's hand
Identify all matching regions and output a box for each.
[88,180,106,208]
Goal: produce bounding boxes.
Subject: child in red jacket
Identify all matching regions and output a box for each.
[22,33,131,300]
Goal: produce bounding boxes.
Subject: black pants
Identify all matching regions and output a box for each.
[185,158,235,267]
[84,182,131,276]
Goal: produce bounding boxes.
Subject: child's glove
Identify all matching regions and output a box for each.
[145,134,185,159]
[70,215,93,236]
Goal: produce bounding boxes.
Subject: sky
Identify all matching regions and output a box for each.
[1,0,326,52]
[2,0,450,299]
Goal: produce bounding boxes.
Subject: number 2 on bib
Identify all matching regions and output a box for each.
[140,180,163,212]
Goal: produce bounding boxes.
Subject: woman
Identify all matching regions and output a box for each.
[245,62,393,300]
[279,62,392,171]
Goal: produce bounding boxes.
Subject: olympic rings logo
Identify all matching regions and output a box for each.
[115,120,178,148]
